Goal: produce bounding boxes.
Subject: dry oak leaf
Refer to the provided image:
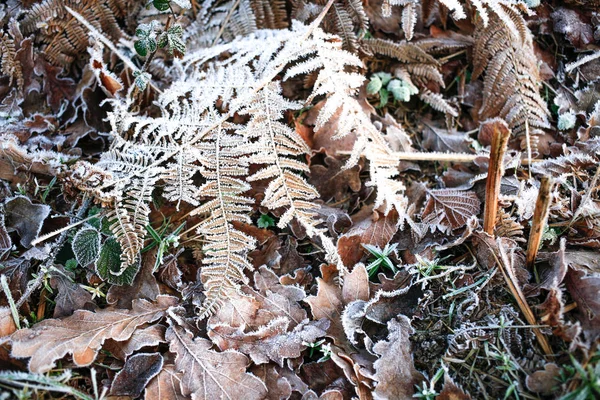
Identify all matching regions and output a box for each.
[337,208,399,267]
[306,264,370,347]
[10,295,177,373]
[166,324,268,400]
[145,364,186,400]
[309,155,362,202]
[104,324,167,360]
[420,189,481,233]
[372,316,421,400]
[250,364,293,400]
[0,307,17,337]
[209,317,329,366]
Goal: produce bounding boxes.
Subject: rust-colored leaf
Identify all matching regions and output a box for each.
[421,189,481,233]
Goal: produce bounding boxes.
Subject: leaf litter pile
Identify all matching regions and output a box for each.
[1,0,600,399]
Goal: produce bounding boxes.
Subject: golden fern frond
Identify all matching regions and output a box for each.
[361,38,440,65]
[192,123,255,317]
[420,89,458,117]
[21,0,127,67]
[243,82,322,235]
[472,3,550,154]
[0,32,23,90]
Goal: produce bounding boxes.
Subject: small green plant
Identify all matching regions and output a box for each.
[363,243,398,277]
[560,352,600,400]
[257,214,275,229]
[132,0,189,90]
[144,221,185,272]
[414,366,444,399]
[367,72,418,108]
[303,339,332,362]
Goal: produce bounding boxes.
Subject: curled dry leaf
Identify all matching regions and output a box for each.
[209,317,329,366]
[110,352,164,397]
[438,371,472,399]
[10,295,177,372]
[3,195,50,248]
[104,324,166,360]
[372,316,421,400]
[564,268,600,344]
[145,364,186,400]
[166,324,268,400]
[309,155,362,202]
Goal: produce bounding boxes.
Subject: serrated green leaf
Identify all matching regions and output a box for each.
[153,0,171,11]
[95,238,140,286]
[133,71,152,91]
[158,25,185,57]
[72,227,101,267]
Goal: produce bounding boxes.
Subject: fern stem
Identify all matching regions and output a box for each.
[211,0,241,47]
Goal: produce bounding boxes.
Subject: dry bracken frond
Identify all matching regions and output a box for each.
[0,32,23,90]
[21,0,129,67]
[472,3,550,154]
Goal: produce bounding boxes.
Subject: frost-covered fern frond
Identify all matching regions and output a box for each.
[472,3,550,155]
[192,121,256,317]
[291,0,369,52]
[75,18,413,314]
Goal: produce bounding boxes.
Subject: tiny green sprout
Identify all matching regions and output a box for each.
[257,214,275,229]
[80,283,107,300]
[65,258,78,272]
[303,338,326,358]
[317,343,332,363]
[363,243,398,277]
[413,381,438,400]
[145,221,185,272]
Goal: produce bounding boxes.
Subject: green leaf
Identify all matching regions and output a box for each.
[65,258,78,272]
[378,88,389,108]
[367,76,382,95]
[158,25,186,57]
[153,0,171,11]
[387,79,417,102]
[72,227,101,267]
[374,72,392,86]
[257,214,275,229]
[133,71,152,91]
[134,39,148,57]
[95,238,139,286]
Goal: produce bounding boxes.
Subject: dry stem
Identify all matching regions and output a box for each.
[526,176,553,268]
[482,120,511,235]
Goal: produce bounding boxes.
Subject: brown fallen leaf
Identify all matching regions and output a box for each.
[309,154,362,202]
[10,295,177,372]
[337,209,399,267]
[564,268,600,345]
[4,195,50,248]
[372,316,421,400]
[420,189,481,233]
[0,307,17,337]
[104,324,166,360]
[250,364,293,400]
[166,324,268,400]
[50,265,95,318]
[438,370,472,399]
[209,317,328,366]
[525,363,561,395]
[110,352,163,397]
[145,364,186,400]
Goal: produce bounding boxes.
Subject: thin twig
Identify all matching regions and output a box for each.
[526,176,553,268]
